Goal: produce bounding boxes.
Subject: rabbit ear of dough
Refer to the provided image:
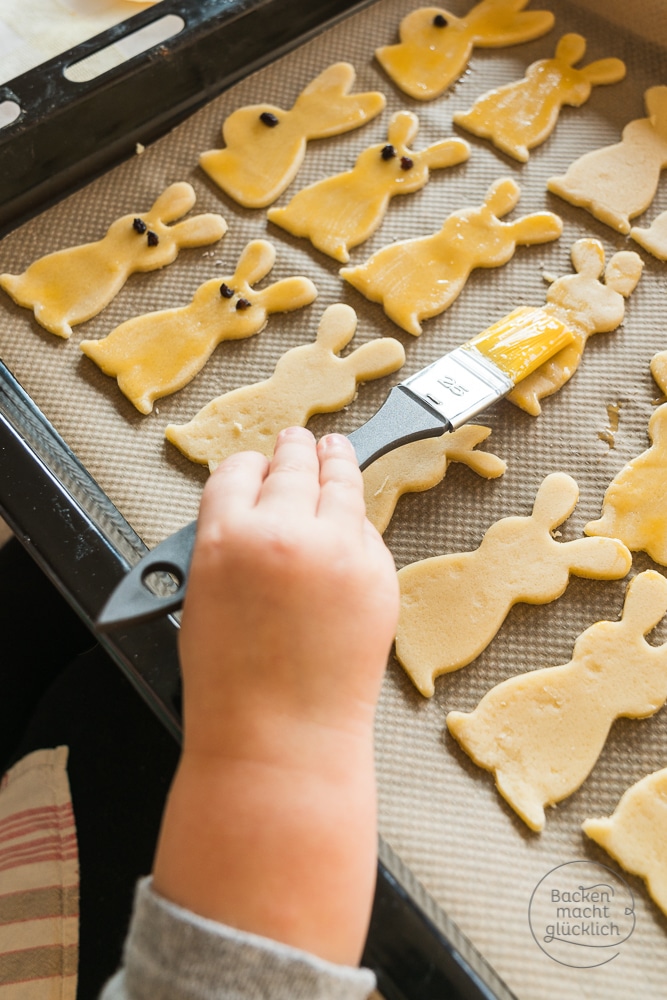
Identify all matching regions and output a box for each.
[445,426,507,477]
[343,337,406,381]
[620,570,667,633]
[148,182,197,224]
[647,402,667,447]
[604,250,644,296]
[422,136,470,170]
[466,0,555,45]
[564,535,632,580]
[314,303,358,353]
[232,240,276,287]
[295,62,385,134]
[255,276,318,314]
[484,177,521,217]
[531,472,579,529]
[507,211,562,243]
[554,32,587,67]
[387,110,419,149]
[645,84,667,134]
[650,351,667,395]
[299,61,356,98]
[171,214,228,249]
[570,237,606,278]
[581,57,627,87]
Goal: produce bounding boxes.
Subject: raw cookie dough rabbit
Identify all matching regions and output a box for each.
[166,303,405,470]
[583,766,667,917]
[585,403,667,567]
[363,425,506,535]
[448,571,667,832]
[453,33,625,163]
[650,347,667,396]
[267,111,469,263]
[507,239,643,416]
[0,183,226,339]
[199,63,385,208]
[547,85,667,235]
[396,472,632,697]
[375,0,554,102]
[341,177,562,336]
[631,208,667,261]
[81,241,317,414]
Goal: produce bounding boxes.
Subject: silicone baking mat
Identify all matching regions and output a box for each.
[0,1,666,996]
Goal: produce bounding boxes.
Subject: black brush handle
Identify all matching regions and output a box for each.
[96,519,196,630]
[349,385,450,472]
[97,387,450,629]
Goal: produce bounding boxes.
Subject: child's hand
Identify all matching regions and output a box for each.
[153,428,399,965]
[179,425,399,757]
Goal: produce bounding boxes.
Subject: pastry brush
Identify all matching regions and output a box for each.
[97,306,573,628]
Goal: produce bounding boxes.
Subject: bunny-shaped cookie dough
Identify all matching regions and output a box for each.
[585,404,667,567]
[341,177,562,335]
[199,63,385,209]
[651,348,667,396]
[583,766,667,917]
[448,571,667,832]
[453,34,625,163]
[507,239,643,416]
[165,303,405,470]
[375,0,554,102]
[363,425,506,534]
[631,208,667,261]
[267,111,470,263]
[0,184,226,339]
[548,86,667,234]
[396,472,632,697]
[80,241,317,415]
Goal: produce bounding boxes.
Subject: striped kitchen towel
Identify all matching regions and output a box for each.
[0,746,79,999]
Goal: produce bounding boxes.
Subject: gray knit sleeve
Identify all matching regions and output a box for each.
[100,878,377,1000]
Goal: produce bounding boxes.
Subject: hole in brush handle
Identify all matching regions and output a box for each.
[97,519,196,629]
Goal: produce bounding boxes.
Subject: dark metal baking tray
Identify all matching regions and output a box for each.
[0,2,516,996]
[0,0,372,235]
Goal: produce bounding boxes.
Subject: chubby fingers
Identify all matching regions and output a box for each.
[316,433,366,529]
[197,429,366,537]
[257,426,321,517]
[198,449,270,535]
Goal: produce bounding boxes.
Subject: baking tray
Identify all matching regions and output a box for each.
[0,362,507,1000]
[1,1,666,998]
[0,1,509,998]
[0,0,374,234]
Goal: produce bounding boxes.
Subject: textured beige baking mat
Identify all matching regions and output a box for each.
[1,0,666,996]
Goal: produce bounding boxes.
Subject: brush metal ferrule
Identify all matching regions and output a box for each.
[401,346,513,430]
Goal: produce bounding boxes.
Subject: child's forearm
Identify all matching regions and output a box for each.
[152,733,378,967]
[152,430,398,971]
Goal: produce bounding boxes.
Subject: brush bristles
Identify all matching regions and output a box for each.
[468,307,574,384]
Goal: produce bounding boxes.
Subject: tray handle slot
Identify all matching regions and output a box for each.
[63,14,186,83]
[0,100,20,129]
